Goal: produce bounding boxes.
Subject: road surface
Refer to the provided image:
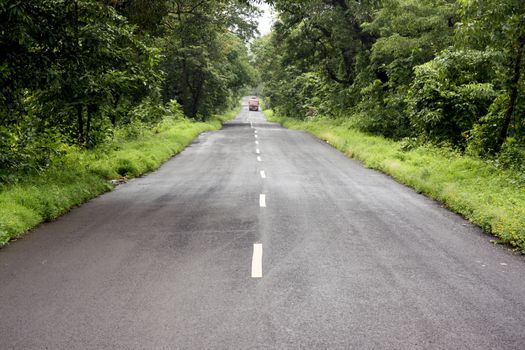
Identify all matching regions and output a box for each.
[1,100,525,349]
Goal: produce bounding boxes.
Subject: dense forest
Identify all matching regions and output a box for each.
[2,0,525,181]
[255,0,525,168]
[0,0,259,182]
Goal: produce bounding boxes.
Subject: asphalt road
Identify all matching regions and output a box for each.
[1,100,525,349]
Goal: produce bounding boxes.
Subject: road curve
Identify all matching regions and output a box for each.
[1,100,525,349]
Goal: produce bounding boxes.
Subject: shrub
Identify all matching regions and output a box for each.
[406,49,500,148]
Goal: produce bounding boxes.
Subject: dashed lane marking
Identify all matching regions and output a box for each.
[256,149,260,154]
[251,243,263,278]
[257,156,262,162]
[259,194,266,207]
[260,170,266,179]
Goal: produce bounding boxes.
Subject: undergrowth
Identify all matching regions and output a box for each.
[0,108,238,246]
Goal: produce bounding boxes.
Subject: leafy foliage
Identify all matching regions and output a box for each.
[159,0,259,118]
[0,0,257,182]
[407,49,499,147]
[256,0,525,167]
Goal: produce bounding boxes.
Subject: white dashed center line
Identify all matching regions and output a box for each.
[259,194,266,207]
[257,156,262,162]
[260,170,266,179]
[256,148,260,154]
[251,243,263,278]
[255,140,259,145]
[255,135,258,139]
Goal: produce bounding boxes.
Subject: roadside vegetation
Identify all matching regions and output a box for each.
[257,0,525,251]
[265,111,525,252]
[0,0,259,245]
[0,108,237,246]
[3,0,524,251]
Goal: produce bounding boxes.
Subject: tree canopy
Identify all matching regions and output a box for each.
[254,0,525,164]
[0,0,259,180]
[2,0,524,180]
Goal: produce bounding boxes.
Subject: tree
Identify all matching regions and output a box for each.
[160,0,259,118]
[356,0,457,138]
[456,0,525,153]
[406,49,499,146]
[269,0,378,88]
[256,0,524,160]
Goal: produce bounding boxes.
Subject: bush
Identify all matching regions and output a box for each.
[406,49,500,148]
[0,121,68,183]
[356,79,411,139]
[497,139,525,171]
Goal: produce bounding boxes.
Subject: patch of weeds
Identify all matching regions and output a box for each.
[116,158,139,177]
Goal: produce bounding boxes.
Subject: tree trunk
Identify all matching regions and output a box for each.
[494,36,525,153]
[86,105,93,145]
[111,95,120,126]
[77,104,84,145]
[190,79,203,118]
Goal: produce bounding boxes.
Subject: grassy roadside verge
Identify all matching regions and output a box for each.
[264,110,525,253]
[0,109,238,246]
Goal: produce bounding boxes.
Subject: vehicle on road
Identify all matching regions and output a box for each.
[249,97,259,111]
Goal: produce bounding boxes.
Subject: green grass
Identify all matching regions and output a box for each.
[0,109,238,246]
[265,110,525,252]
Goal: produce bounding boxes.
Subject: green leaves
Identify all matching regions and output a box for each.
[159,1,256,118]
[257,0,524,165]
[406,49,499,146]
[1,0,258,179]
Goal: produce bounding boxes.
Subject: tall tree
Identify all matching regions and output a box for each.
[160,0,259,118]
[357,0,457,138]
[269,0,378,87]
[457,0,525,153]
